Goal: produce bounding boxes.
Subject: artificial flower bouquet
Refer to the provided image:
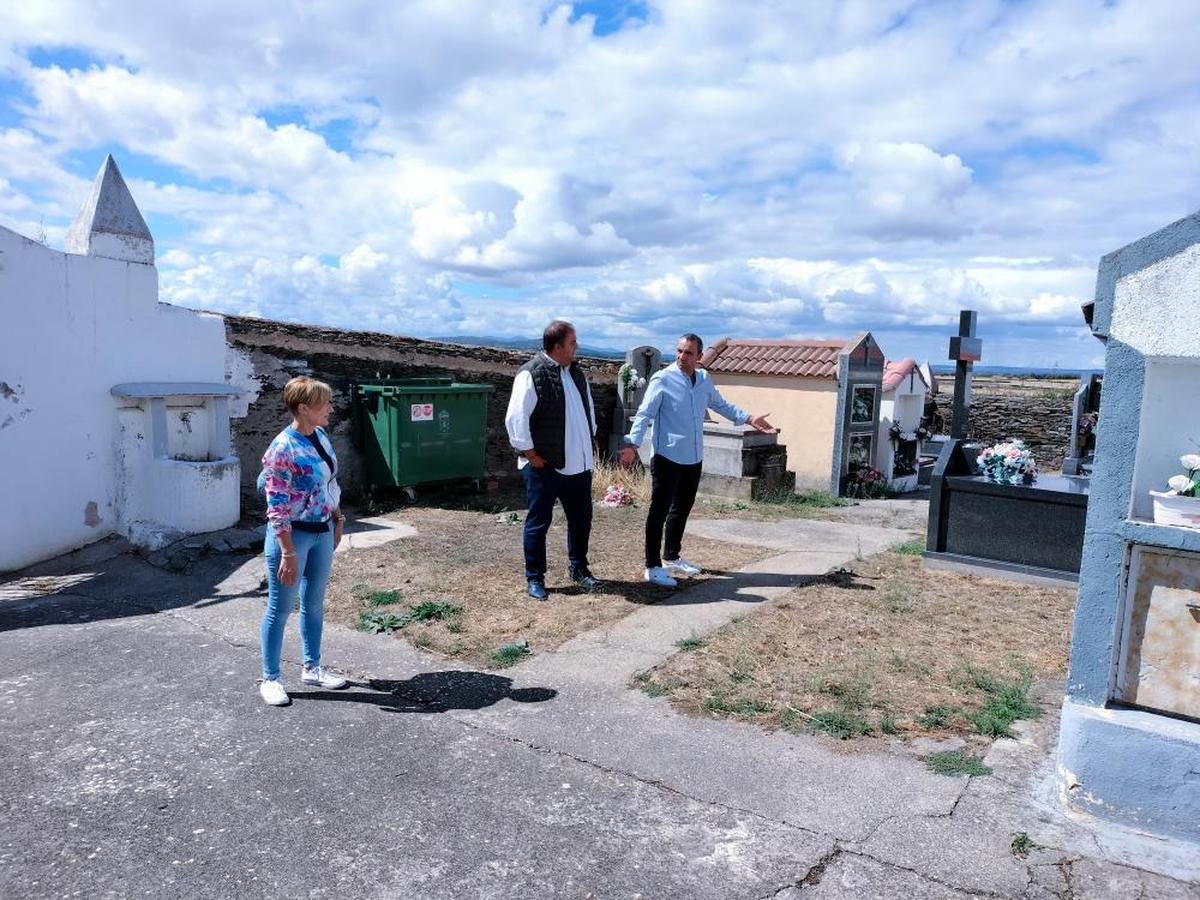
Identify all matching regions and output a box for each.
[1149,453,1200,527]
[976,439,1038,486]
[600,483,634,508]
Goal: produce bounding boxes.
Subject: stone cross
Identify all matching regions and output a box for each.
[948,310,981,439]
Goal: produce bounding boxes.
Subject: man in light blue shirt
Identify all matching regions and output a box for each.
[620,334,775,586]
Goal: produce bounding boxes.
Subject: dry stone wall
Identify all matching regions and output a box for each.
[931,375,1075,472]
[224,315,620,509]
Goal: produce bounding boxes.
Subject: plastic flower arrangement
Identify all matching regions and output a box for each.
[1166,454,1200,497]
[600,483,634,507]
[976,439,1038,486]
[845,463,890,499]
[618,364,646,401]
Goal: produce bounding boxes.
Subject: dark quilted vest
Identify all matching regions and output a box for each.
[520,354,594,470]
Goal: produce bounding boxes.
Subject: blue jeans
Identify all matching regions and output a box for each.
[261,527,335,681]
[521,466,592,580]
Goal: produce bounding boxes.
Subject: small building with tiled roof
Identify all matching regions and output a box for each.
[879,358,932,491]
[699,334,885,490]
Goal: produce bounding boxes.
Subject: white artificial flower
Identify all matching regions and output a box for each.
[1168,475,1193,493]
[1180,454,1200,471]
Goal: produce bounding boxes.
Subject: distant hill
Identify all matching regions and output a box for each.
[431,335,625,360]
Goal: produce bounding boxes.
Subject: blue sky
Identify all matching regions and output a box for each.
[2,0,1199,367]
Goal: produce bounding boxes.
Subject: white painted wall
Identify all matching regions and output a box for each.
[0,225,235,571]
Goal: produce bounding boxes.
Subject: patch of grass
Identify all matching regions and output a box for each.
[445,620,464,634]
[917,704,957,729]
[676,635,706,651]
[879,711,898,735]
[758,487,852,508]
[887,649,932,676]
[1010,832,1037,858]
[819,668,875,712]
[635,672,675,697]
[704,693,773,716]
[406,600,462,622]
[892,539,925,556]
[489,641,531,668]
[356,610,408,634]
[926,750,991,777]
[959,665,1042,738]
[411,632,433,649]
[881,575,914,613]
[808,710,872,739]
[366,589,404,606]
[729,669,755,684]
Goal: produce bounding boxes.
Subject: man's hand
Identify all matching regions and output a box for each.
[619,446,638,468]
[748,413,777,434]
[525,450,548,469]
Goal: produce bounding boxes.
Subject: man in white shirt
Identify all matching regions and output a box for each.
[504,320,599,600]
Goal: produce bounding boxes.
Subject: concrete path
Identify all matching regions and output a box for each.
[1,509,1197,899]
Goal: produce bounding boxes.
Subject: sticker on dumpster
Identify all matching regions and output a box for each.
[437,410,452,433]
[411,403,434,421]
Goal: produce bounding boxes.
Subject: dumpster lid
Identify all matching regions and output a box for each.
[355,378,495,395]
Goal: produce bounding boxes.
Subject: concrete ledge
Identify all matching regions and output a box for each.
[923,550,1079,587]
[1057,699,1200,843]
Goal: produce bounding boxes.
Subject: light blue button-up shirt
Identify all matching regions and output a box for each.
[623,363,750,465]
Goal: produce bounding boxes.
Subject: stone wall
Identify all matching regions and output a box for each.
[930,375,1075,472]
[224,315,620,509]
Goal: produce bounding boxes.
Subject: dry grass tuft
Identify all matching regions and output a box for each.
[590,456,652,506]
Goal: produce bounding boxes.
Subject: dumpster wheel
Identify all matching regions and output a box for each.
[402,486,416,501]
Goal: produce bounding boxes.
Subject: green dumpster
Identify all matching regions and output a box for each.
[352,378,495,489]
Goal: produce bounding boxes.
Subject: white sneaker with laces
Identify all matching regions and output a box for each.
[259,678,290,706]
[664,556,702,577]
[301,666,348,690]
[644,566,678,587]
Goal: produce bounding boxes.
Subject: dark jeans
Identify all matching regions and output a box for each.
[521,465,592,581]
[645,454,703,568]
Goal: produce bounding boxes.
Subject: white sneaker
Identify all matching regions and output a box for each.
[644,567,678,587]
[664,556,702,577]
[301,666,348,689]
[259,679,290,706]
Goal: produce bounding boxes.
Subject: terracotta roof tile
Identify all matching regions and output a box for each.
[699,338,850,378]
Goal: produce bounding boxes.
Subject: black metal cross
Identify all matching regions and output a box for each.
[948,310,981,439]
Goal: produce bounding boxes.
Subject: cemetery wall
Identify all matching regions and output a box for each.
[931,375,1074,472]
[223,315,621,509]
[0,224,231,572]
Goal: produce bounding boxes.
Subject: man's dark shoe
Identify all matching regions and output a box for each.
[526,579,549,601]
[569,568,601,591]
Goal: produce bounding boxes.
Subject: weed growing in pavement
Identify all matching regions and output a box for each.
[366,589,404,606]
[1010,832,1038,858]
[806,710,872,739]
[926,750,991,777]
[675,635,706,651]
[489,641,531,668]
[892,539,924,556]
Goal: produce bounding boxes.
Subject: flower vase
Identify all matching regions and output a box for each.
[1149,490,1200,528]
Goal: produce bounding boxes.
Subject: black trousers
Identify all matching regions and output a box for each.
[645,454,703,568]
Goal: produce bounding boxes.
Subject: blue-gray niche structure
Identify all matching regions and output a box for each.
[1057,209,1200,842]
[828,332,885,495]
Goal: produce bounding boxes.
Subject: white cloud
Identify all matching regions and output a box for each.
[1,0,1198,365]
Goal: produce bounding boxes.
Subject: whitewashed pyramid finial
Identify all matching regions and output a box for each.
[65,154,154,265]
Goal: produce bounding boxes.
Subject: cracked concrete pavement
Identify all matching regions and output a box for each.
[1,504,1197,898]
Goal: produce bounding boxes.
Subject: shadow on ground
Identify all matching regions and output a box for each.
[549,566,879,606]
[291,670,558,713]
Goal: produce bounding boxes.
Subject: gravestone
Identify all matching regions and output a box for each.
[1056,210,1200,841]
[1061,374,1102,476]
[612,345,662,460]
[699,422,793,500]
[827,333,886,494]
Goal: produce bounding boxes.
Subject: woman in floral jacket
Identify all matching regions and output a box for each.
[256,376,349,706]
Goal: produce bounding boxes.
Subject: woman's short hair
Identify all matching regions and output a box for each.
[283,376,333,415]
[543,320,575,352]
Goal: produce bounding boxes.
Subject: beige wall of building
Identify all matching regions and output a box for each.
[709,374,839,487]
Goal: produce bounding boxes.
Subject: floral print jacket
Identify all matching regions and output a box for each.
[257,426,342,535]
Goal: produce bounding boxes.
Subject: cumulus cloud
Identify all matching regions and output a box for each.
[2,0,1198,365]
